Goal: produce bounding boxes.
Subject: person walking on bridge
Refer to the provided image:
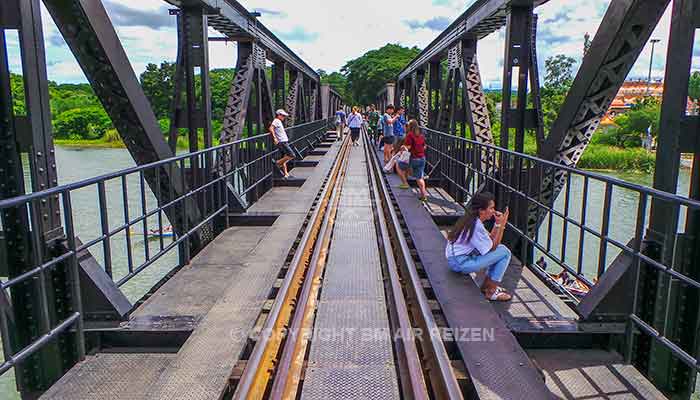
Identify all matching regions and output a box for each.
[368,105,380,144]
[381,104,400,162]
[393,106,407,139]
[402,120,429,201]
[445,192,512,302]
[335,107,347,142]
[270,109,295,179]
[347,106,363,146]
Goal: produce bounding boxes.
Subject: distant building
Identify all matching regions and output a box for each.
[601,80,697,126]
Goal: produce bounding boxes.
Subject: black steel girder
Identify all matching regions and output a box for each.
[42,0,202,246]
[167,0,319,83]
[543,0,671,164]
[399,0,550,80]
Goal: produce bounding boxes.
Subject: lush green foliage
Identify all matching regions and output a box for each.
[578,144,655,171]
[53,106,112,140]
[340,44,421,105]
[140,63,235,122]
[544,55,575,89]
[140,62,176,119]
[318,70,353,105]
[541,55,576,132]
[689,71,700,101]
[599,97,660,148]
[9,65,234,146]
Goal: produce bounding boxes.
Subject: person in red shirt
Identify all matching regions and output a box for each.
[402,120,429,201]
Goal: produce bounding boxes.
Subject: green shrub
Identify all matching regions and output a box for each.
[578,144,655,172]
[103,128,123,143]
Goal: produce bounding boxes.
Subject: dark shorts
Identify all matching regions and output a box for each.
[350,127,360,141]
[410,157,426,179]
[277,142,295,159]
[383,136,395,145]
[397,161,410,171]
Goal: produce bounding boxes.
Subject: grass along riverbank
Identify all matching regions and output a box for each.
[55,129,212,150]
[577,144,656,172]
[519,132,656,172]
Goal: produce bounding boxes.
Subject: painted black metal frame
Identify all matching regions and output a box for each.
[422,127,700,381]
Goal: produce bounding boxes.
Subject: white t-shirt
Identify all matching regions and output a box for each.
[444,219,493,259]
[271,118,288,143]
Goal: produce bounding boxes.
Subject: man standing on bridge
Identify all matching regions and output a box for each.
[335,106,347,142]
[270,109,295,179]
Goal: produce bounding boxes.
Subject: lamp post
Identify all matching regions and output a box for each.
[647,39,660,96]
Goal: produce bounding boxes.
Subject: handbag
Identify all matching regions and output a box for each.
[383,153,399,172]
[398,150,410,164]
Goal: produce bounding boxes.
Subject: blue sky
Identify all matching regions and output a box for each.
[4,0,699,89]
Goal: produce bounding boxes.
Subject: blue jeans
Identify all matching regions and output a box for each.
[447,244,511,282]
[409,157,426,179]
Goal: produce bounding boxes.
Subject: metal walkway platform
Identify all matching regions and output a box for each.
[41,135,343,400]
[301,137,400,400]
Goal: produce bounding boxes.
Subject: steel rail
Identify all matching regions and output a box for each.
[363,136,431,399]
[232,136,352,399]
[364,132,464,399]
[268,134,352,399]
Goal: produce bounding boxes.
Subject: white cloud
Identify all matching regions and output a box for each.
[4,0,697,93]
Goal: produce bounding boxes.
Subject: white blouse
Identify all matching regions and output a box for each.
[444,219,493,259]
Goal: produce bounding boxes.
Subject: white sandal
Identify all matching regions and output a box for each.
[487,287,512,302]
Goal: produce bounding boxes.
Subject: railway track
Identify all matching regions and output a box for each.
[228,133,467,399]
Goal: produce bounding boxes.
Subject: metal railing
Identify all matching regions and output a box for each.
[0,118,331,381]
[422,127,700,378]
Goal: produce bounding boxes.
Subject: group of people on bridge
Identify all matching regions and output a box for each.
[272,106,514,302]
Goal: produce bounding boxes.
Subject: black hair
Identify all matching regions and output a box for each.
[386,104,395,110]
[448,192,495,243]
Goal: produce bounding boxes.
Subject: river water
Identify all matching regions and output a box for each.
[0,146,696,398]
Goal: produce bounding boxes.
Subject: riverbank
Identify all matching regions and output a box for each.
[55,135,211,150]
[55,136,664,173]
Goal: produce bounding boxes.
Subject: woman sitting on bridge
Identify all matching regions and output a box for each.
[445,192,512,301]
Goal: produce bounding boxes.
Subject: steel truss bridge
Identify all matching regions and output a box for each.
[0,0,697,399]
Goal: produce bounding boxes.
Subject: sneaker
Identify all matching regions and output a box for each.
[398,183,410,189]
[419,196,428,202]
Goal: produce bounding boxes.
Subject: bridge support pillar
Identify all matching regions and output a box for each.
[0,0,76,395]
[639,0,700,396]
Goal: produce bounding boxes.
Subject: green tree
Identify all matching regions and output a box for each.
[10,73,26,115]
[688,71,700,101]
[341,44,421,105]
[540,54,577,132]
[321,72,353,105]
[545,54,576,88]
[598,97,660,147]
[209,68,235,121]
[50,83,100,116]
[140,62,176,119]
[53,106,113,139]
